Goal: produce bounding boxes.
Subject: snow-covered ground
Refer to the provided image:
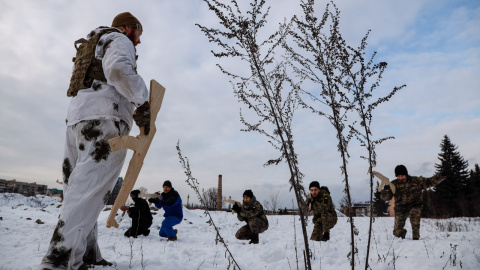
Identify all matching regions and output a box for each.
[0,193,479,270]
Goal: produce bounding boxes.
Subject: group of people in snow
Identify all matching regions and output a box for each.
[39,11,446,270]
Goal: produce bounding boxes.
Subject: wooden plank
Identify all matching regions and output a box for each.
[106,80,166,228]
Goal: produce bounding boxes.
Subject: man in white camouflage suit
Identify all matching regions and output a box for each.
[41,12,150,270]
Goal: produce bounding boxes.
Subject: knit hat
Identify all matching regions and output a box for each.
[112,12,143,31]
[163,180,172,188]
[130,189,140,197]
[395,165,408,176]
[309,181,320,189]
[243,189,253,198]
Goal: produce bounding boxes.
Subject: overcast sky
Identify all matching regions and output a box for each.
[1,0,479,209]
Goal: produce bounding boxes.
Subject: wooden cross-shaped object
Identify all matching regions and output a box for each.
[106,79,166,228]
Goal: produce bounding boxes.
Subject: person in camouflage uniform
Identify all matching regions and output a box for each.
[306,181,337,241]
[232,190,269,244]
[377,165,446,240]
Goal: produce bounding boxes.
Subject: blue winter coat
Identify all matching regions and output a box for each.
[154,188,183,220]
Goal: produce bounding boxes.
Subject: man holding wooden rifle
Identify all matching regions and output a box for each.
[41,12,150,270]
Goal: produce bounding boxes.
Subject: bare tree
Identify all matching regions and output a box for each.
[202,187,218,210]
[285,2,404,268]
[263,200,271,211]
[268,189,281,213]
[285,1,356,267]
[339,194,349,211]
[196,0,312,268]
[344,25,404,270]
[137,186,148,195]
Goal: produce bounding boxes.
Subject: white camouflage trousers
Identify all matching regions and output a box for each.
[41,119,129,270]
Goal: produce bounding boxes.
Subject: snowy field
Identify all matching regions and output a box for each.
[0,193,479,270]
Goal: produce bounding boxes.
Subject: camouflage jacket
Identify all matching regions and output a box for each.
[306,188,337,227]
[237,196,268,225]
[380,174,445,208]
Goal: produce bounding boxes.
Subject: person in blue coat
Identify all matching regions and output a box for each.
[148,180,183,241]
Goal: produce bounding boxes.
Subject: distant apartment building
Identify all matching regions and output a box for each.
[352,202,372,217]
[342,202,373,217]
[0,179,48,196]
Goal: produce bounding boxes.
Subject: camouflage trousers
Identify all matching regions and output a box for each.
[235,217,269,240]
[310,214,336,241]
[394,206,422,240]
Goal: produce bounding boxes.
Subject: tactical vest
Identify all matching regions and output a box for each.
[67,28,119,97]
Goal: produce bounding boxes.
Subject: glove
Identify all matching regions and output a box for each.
[120,206,129,211]
[384,185,390,191]
[232,203,241,213]
[322,231,330,241]
[148,197,160,204]
[133,101,151,135]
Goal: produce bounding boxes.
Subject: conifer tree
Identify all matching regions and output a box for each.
[465,164,480,216]
[434,135,469,217]
[372,182,388,217]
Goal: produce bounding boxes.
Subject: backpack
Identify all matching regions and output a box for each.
[66,28,118,97]
[320,186,330,194]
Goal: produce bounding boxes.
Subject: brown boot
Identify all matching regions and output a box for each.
[167,229,178,241]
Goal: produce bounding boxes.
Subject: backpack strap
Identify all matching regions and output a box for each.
[74,38,88,50]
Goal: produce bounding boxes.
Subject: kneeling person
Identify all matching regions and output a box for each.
[306,181,337,241]
[120,190,153,238]
[232,190,269,244]
[148,180,183,241]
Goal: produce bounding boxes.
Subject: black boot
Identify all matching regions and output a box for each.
[249,233,259,244]
[322,231,330,241]
[92,259,113,266]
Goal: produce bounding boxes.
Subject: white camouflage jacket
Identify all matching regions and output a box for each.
[66,27,148,129]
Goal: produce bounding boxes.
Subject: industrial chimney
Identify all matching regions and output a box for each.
[216,174,222,211]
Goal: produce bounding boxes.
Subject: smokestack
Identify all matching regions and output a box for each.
[216,174,222,211]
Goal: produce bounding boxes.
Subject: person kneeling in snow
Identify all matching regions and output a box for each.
[306,181,337,242]
[148,181,183,241]
[232,190,269,244]
[120,190,153,238]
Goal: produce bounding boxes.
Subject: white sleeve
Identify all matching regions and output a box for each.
[102,35,148,107]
